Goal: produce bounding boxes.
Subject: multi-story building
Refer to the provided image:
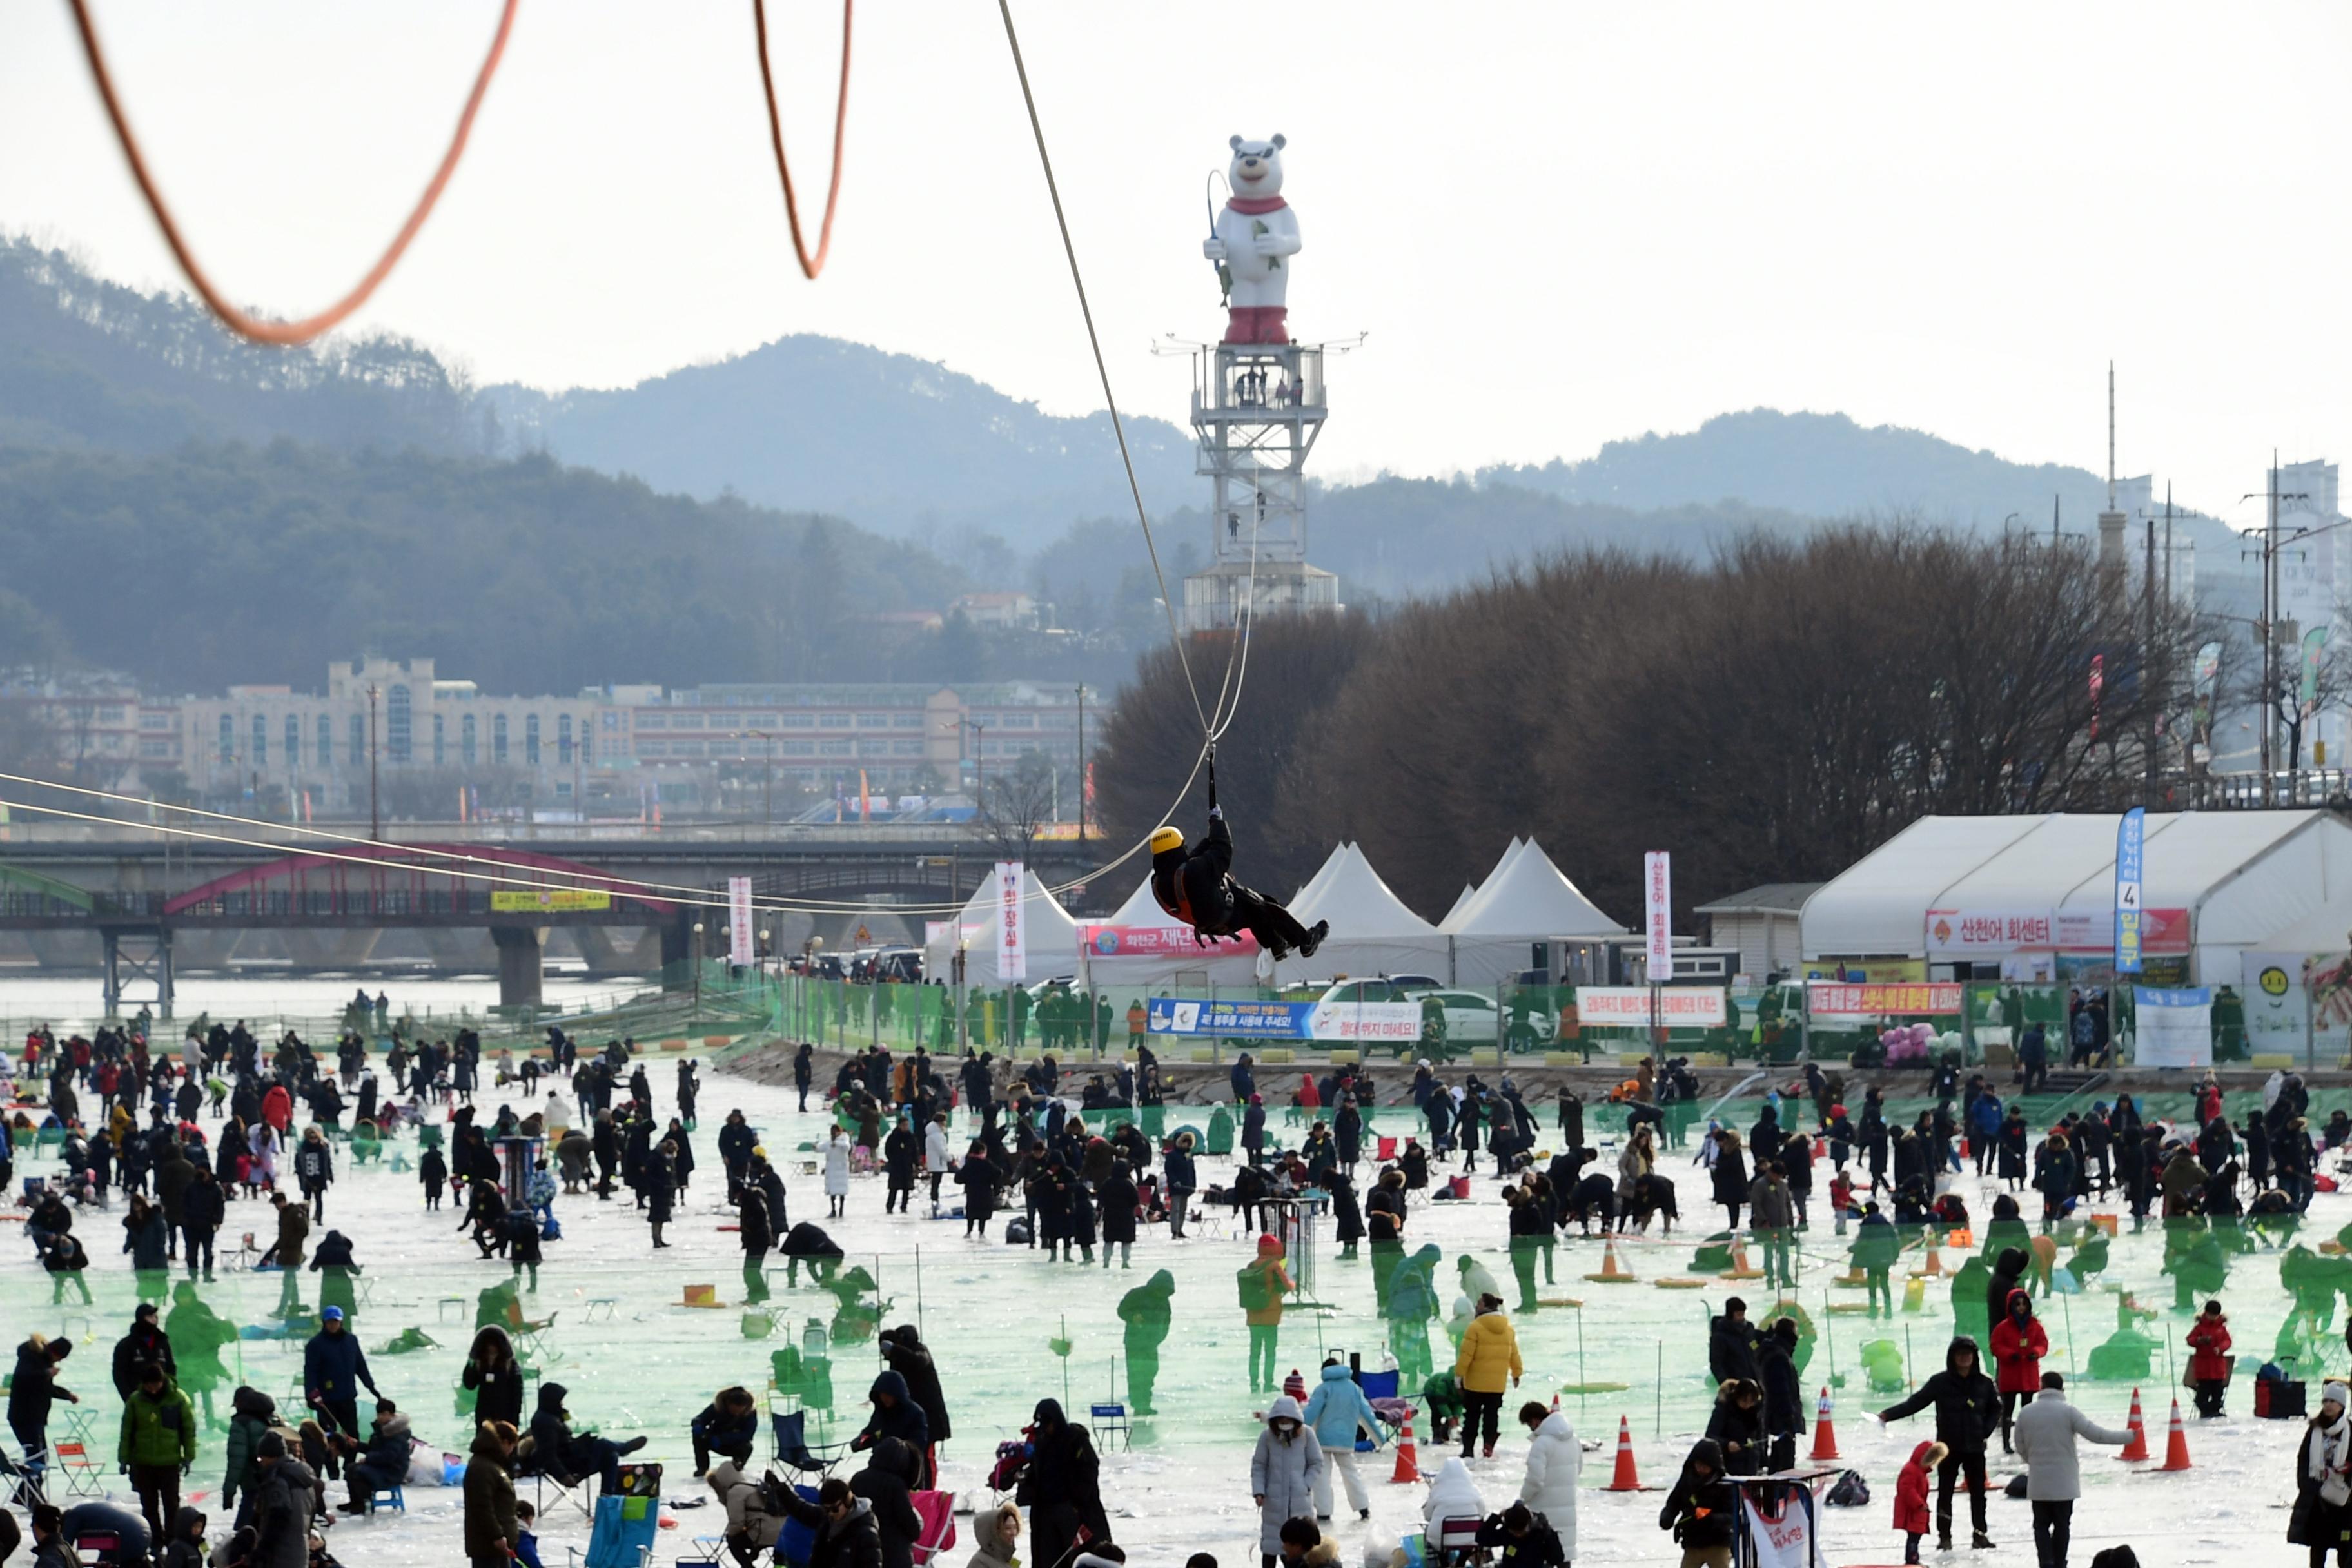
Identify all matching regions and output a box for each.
[54,658,1093,817]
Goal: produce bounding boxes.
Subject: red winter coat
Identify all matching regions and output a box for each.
[262,1084,293,1133]
[1893,1440,1943,1534]
[2186,1315,2233,1382]
[1988,1297,2048,1395]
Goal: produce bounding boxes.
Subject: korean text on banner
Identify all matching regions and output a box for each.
[2133,986,2212,1068]
[726,877,755,966]
[1805,981,1963,1017]
[1576,986,1727,1028]
[995,861,1027,982]
[1144,998,1417,1042]
[1643,851,1672,978]
[1925,908,2053,956]
[1081,923,1259,959]
[1740,1489,1821,1568]
[490,889,611,913]
[2115,807,2145,974]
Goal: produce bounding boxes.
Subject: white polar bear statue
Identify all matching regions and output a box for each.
[1204,133,1301,345]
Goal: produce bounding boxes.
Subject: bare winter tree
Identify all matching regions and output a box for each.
[1093,610,1377,898]
[1102,524,2218,926]
[974,750,1059,861]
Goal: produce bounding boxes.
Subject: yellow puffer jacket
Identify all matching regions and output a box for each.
[1454,1309,1523,1394]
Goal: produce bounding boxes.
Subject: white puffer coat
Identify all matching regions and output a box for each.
[1518,1409,1582,1556]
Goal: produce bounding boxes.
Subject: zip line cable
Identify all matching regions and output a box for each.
[995,0,1213,739]
[0,767,1166,914]
[33,1,1241,912]
[0,737,1211,916]
[64,0,520,347]
[751,0,854,280]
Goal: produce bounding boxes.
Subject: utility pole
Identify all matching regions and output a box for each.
[2244,454,2313,806]
[1074,684,1087,844]
[2144,500,2157,805]
[366,684,380,840]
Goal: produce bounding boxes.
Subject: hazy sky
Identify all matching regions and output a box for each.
[3,1,2347,518]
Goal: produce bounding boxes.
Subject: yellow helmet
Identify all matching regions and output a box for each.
[1150,825,1185,854]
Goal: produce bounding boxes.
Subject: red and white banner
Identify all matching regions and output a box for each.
[1740,1492,1821,1568]
[1576,986,1727,1027]
[1081,923,1259,959]
[1807,981,1965,1017]
[1925,907,2053,956]
[727,876,755,966]
[1644,851,1672,978]
[995,861,1028,981]
[2055,906,2190,954]
[1926,905,2188,956]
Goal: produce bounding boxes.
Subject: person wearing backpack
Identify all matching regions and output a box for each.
[1239,1234,1295,1394]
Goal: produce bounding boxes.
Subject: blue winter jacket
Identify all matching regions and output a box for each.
[1302,1363,1381,1451]
[1969,1096,2003,1141]
[302,1328,376,1405]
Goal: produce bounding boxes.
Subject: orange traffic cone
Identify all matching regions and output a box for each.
[1808,1386,1840,1460]
[1390,1411,1421,1484]
[1912,1241,1943,1277]
[2159,1397,2193,1471]
[1606,1415,1642,1491]
[1585,1239,1636,1283]
[1724,1239,1763,1279]
[2118,1389,2150,1461]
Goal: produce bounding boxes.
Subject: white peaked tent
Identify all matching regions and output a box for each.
[1440,883,1480,927]
[1272,843,1450,982]
[1289,843,1349,910]
[1074,872,1260,987]
[923,863,1081,986]
[1445,838,1629,983]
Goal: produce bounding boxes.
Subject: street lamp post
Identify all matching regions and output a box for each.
[733,730,777,829]
[1074,683,1087,843]
[367,684,380,840]
[692,921,705,1012]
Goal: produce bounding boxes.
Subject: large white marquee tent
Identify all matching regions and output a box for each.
[1799,810,2352,983]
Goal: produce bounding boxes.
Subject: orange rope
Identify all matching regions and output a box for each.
[64,0,519,347]
[752,0,852,280]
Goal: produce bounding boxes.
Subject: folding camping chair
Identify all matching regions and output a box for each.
[770,1409,852,1476]
[0,1440,45,1509]
[47,1438,102,1498]
[1088,1402,1131,1452]
[1429,1516,1488,1568]
[520,1452,598,1523]
[515,1309,563,1364]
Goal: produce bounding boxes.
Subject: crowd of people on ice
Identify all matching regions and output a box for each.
[2,1013,2343,1568]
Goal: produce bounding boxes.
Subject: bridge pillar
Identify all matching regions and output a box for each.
[101,926,175,1020]
[492,925,547,1009]
[658,916,695,990]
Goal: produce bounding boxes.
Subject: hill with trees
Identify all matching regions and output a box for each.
[0,440,967,695]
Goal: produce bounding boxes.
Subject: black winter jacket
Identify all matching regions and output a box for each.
[1877,1340,2000,1455]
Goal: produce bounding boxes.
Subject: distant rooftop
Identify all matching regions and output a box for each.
[1693,882,1821,916]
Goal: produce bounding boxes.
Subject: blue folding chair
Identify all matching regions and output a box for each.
[770,1409,850,1477]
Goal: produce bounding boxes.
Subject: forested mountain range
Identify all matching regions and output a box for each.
[0,235,2249,689]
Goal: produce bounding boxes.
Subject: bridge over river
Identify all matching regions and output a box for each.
[0,825,1110,1011]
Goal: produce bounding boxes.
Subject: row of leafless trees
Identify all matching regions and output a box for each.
[1094,526,2217,926]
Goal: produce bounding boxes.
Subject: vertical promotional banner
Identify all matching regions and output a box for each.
[727,876,755,966]
[996,860,1028,981]
[2302,625,2333,718]
[1644,850,1672,979]
[2114,807,2144,974]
